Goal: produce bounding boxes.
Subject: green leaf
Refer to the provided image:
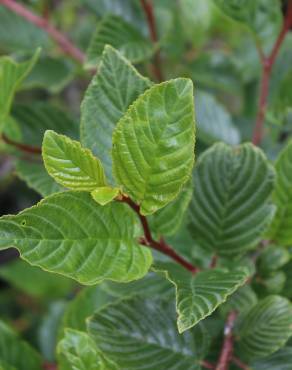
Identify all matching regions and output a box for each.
[251,346,292,369]
[58,329,119,370]
[0,6,48,53]
[100,271,173,299]
[112,78,195,215]
[213,0,282,51]
[188,143,275,256]
[0,50,40,131]
[12,102,79,147]
[195,90,240,145]
[81,45,151,183]
[237,295,292,360]
[220,285,258,318]
[22,57,74,93]
[15,160,63,197]
[0,260,73,299]
[0,320,42,370]
[0,191,152,285]
[91,187,120,205]
[61,286,112,336]
[269,141,292,245]
[39,301,66,361]
[155,262,248,333]
[86,15,153,68]
[87,297,210,370]
[258,245,290,273]
[149,181,193,236]
[43,131,106,191]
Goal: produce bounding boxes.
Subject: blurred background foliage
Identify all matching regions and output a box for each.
[0,0,291,366]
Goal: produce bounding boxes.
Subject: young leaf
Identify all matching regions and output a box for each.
[237,295,292,360]
[91,187,120,206]
[149,181,193,236]
[58,329,119,370]
[154,262,248,333]
[188,143,275,256]
[0,49,40,131]
[0,191,152,285]
[0,320,42,370]
[112,78,195,215]
[81,45,151,183]
[87,297,210,370]
[43,130,106,191]
[269,141,292,245]
[86,15,153,68]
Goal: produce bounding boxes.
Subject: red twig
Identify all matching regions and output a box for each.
[43,363,57,370]
[121,196,198,273]
[252,0,292,145]
[140,0,164,81]
[215,311,237,370]
[201,360,215,369]
[0,0,85,63]
[232,357,250,370]
[210,255,218,268]
[1,133,42,155]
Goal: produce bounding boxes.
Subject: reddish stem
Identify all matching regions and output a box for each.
[121,196,198,273]
[232,357,250,370]
[215,311,237,370]
[43,363,57,370]
[140,0,164,81]
[1,133,42,155]
[0,0,85,63]
[201,360,215,369]
[252,0,292,145]
[210,255,218,268]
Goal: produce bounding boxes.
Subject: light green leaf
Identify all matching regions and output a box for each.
[0,50,40,131]
[91,187,120,205]
[195,90,240,145]
[0,191,152,285]
[0,320,42,370]
[15,160,63,197]
[238,295,292,360]
[269,141,292,245]
[0,6,48,53]
[58,329,119,370]
[149,181,193,236]
[0,260,73,299]
[43,131,106,191]
[251,346,292,370]
[86,15,153,68]
[81,45,151,183]
[188,143,275,256]
[258,245,290,273]
[87,297,210,370]
[112,78,195,215]
[155,262,248,333]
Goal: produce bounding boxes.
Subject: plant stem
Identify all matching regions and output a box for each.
[201,360,215,369]
[215,311,237,370]
[121,196,198,273]
[140,0,164,81]
[0,0,85,63]
[232,357,250,370]
[252,0,292,145]
[1,133,42,155]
